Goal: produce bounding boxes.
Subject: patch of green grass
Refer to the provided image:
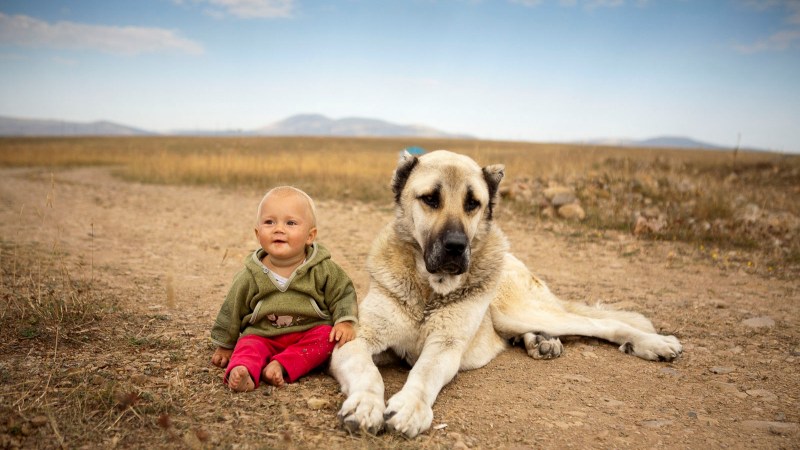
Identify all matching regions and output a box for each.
[19,327,40,339]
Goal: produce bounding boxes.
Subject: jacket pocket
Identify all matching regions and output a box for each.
[250,300,264,325]
[308,298,331,320]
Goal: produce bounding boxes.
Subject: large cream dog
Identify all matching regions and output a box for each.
[330,150,682,438]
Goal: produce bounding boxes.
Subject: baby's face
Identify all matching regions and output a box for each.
[255,192,317,262]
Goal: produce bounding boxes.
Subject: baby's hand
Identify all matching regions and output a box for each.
[329,321,356,348]
[211,347,233,368]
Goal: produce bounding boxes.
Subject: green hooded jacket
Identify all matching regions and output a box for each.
[211,242,358,348]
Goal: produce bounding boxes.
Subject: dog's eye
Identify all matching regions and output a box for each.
[419,194,440,209]
[464,198,481,213]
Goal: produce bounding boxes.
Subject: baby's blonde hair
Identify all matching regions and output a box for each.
[256,186,317,226]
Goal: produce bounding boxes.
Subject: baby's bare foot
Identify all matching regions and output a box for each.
[227,366,255,392]
[262,360,285,387]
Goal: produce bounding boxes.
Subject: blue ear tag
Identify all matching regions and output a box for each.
[403,146,425,156]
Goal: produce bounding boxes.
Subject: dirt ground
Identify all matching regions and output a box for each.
[1,166,798,449]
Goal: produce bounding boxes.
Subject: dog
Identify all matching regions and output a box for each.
[329,150,682,438]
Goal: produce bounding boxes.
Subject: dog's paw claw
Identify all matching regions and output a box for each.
[621,342,634,355]
[337,392,386,436]
[384,391,433,439]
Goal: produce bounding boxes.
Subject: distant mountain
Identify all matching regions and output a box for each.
[253,114,472,139]
[0,115,739,151]
[583,136,726,150]
[0,116,151,136]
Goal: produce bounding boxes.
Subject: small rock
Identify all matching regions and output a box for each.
[30,416,48,427]
[581,351,598,359]
[306,397,329,410]
[710,366,735,374]
[558,203,586,221]
[601,398,625,408]
[711,381,741,394]
[448,432,469,450]
[551,192,577,207]
[743,316,775,328]
[543,186,574,202]
[746,389,778,402]
[660,368,680,377]
[633,215,665,235]
[741,421,798,435]
[640,419,673,429]
[131,374,149,385]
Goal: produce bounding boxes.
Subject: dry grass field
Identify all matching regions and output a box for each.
[1,137,798,449]
[2,136,798,269]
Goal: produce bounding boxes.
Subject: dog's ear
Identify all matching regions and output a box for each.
[482,164,505,200]
[482,164,504,219]
[392,150,419,204]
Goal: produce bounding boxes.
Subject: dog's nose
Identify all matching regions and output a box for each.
[443,232,468,256]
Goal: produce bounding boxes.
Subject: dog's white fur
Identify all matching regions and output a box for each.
[330,150,681,438]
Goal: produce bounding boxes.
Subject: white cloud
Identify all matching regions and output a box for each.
[0,13,204,55]
[202,0,295,19]
[735,0,800,53]
[735,29,800,53]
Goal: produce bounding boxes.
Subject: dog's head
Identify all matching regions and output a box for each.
[392,150,504,277]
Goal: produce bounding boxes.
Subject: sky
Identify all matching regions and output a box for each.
[0,0,799,152]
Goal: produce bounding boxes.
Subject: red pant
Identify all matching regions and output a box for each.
[225,325,334,387]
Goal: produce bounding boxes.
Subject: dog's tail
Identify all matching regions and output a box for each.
[561,300,656,334]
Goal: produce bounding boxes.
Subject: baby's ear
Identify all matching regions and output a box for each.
[307,227,318,244]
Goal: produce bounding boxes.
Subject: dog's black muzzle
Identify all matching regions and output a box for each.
[424,229,470,275]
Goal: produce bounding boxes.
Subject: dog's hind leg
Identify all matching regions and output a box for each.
[492,305,681,361]
[492,254,680,361]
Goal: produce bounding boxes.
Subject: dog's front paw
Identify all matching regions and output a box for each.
[620,334,682,361]
[338,391,385,435]
[384,389,433,438]
[522,332,564,360]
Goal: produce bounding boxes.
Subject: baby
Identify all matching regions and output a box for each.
[210,186,357,391]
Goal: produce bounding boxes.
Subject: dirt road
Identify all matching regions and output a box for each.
[1,166,797,449]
